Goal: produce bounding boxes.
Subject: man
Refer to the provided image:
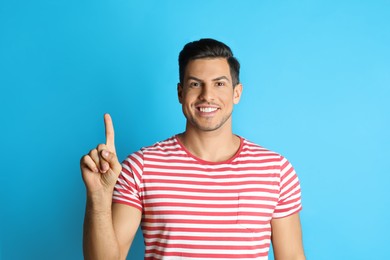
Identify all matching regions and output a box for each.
[81,38,305,260]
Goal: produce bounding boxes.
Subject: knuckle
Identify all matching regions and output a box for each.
[89,149,97,156]
[97,144,106,151]
[80,155,88,164]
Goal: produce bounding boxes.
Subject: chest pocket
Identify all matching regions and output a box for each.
[236,192,277,233]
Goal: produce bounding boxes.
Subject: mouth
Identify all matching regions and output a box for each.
[195,104,219,116]
[198,107,218,113]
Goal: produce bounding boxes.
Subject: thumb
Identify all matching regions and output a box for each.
[101,149,121,174]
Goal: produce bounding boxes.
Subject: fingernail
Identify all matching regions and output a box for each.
[102,163,109,171]
[93,167,99,173]
[102,150,109,158]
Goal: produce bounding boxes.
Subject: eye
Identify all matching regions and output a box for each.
[216,81,225,87]
[189,81,201,88]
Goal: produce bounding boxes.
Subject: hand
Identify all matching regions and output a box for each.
[81,114,122,194]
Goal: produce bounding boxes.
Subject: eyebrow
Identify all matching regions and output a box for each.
[187,76,231,82]
[212,76,230,82]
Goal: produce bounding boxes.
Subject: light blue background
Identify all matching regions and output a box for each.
[1,0,389,259]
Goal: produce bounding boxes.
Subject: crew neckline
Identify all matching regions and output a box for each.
[174,134,244,165]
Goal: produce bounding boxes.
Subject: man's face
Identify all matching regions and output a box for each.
[178,58,242,132]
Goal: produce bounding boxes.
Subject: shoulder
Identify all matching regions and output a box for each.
[121,135,182,167]
[140,135,181,153]
[125,135,184,160]
[239,136,282,158]
[238,136,295,169]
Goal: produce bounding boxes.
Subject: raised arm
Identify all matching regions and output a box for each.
[271,213,306,260]
[81,114,141,260]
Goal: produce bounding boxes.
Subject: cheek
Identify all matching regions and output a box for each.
[182,91,198,103]
[224,93,237,105]
[181,95,194,112]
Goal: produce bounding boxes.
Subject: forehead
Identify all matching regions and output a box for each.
[184,58,231,80]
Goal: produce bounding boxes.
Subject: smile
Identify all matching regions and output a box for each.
[199,107,218,113]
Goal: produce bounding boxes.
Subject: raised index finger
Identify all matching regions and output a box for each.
[104,113,116,153]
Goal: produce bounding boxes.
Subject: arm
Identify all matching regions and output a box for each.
[81,114,141,260]
[271,213,305,260]
[83,191,120,260]
[112,203,142,259]
[83,198,141,260]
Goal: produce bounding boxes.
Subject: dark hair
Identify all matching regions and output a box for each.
[178,38,240,86]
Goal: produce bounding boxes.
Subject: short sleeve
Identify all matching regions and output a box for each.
[272,156,302,218]
[112,150,144,212]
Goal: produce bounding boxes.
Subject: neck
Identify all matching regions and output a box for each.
[178,125,241,162]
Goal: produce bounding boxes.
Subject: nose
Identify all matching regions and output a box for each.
[199,84,214,101]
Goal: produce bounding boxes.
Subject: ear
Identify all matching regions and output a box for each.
[177,83,183,104]
[233,83,243,104]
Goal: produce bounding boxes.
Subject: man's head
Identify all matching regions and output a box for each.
[178,38,240,87]
[177,39,243,133]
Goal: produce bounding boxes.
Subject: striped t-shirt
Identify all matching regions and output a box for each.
[113,135,302,260]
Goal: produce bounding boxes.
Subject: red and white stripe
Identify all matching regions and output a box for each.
[113,136,302,259]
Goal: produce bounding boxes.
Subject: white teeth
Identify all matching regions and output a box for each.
[199,107,217,112]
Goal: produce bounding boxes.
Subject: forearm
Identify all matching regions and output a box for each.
[83,192,120,260]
